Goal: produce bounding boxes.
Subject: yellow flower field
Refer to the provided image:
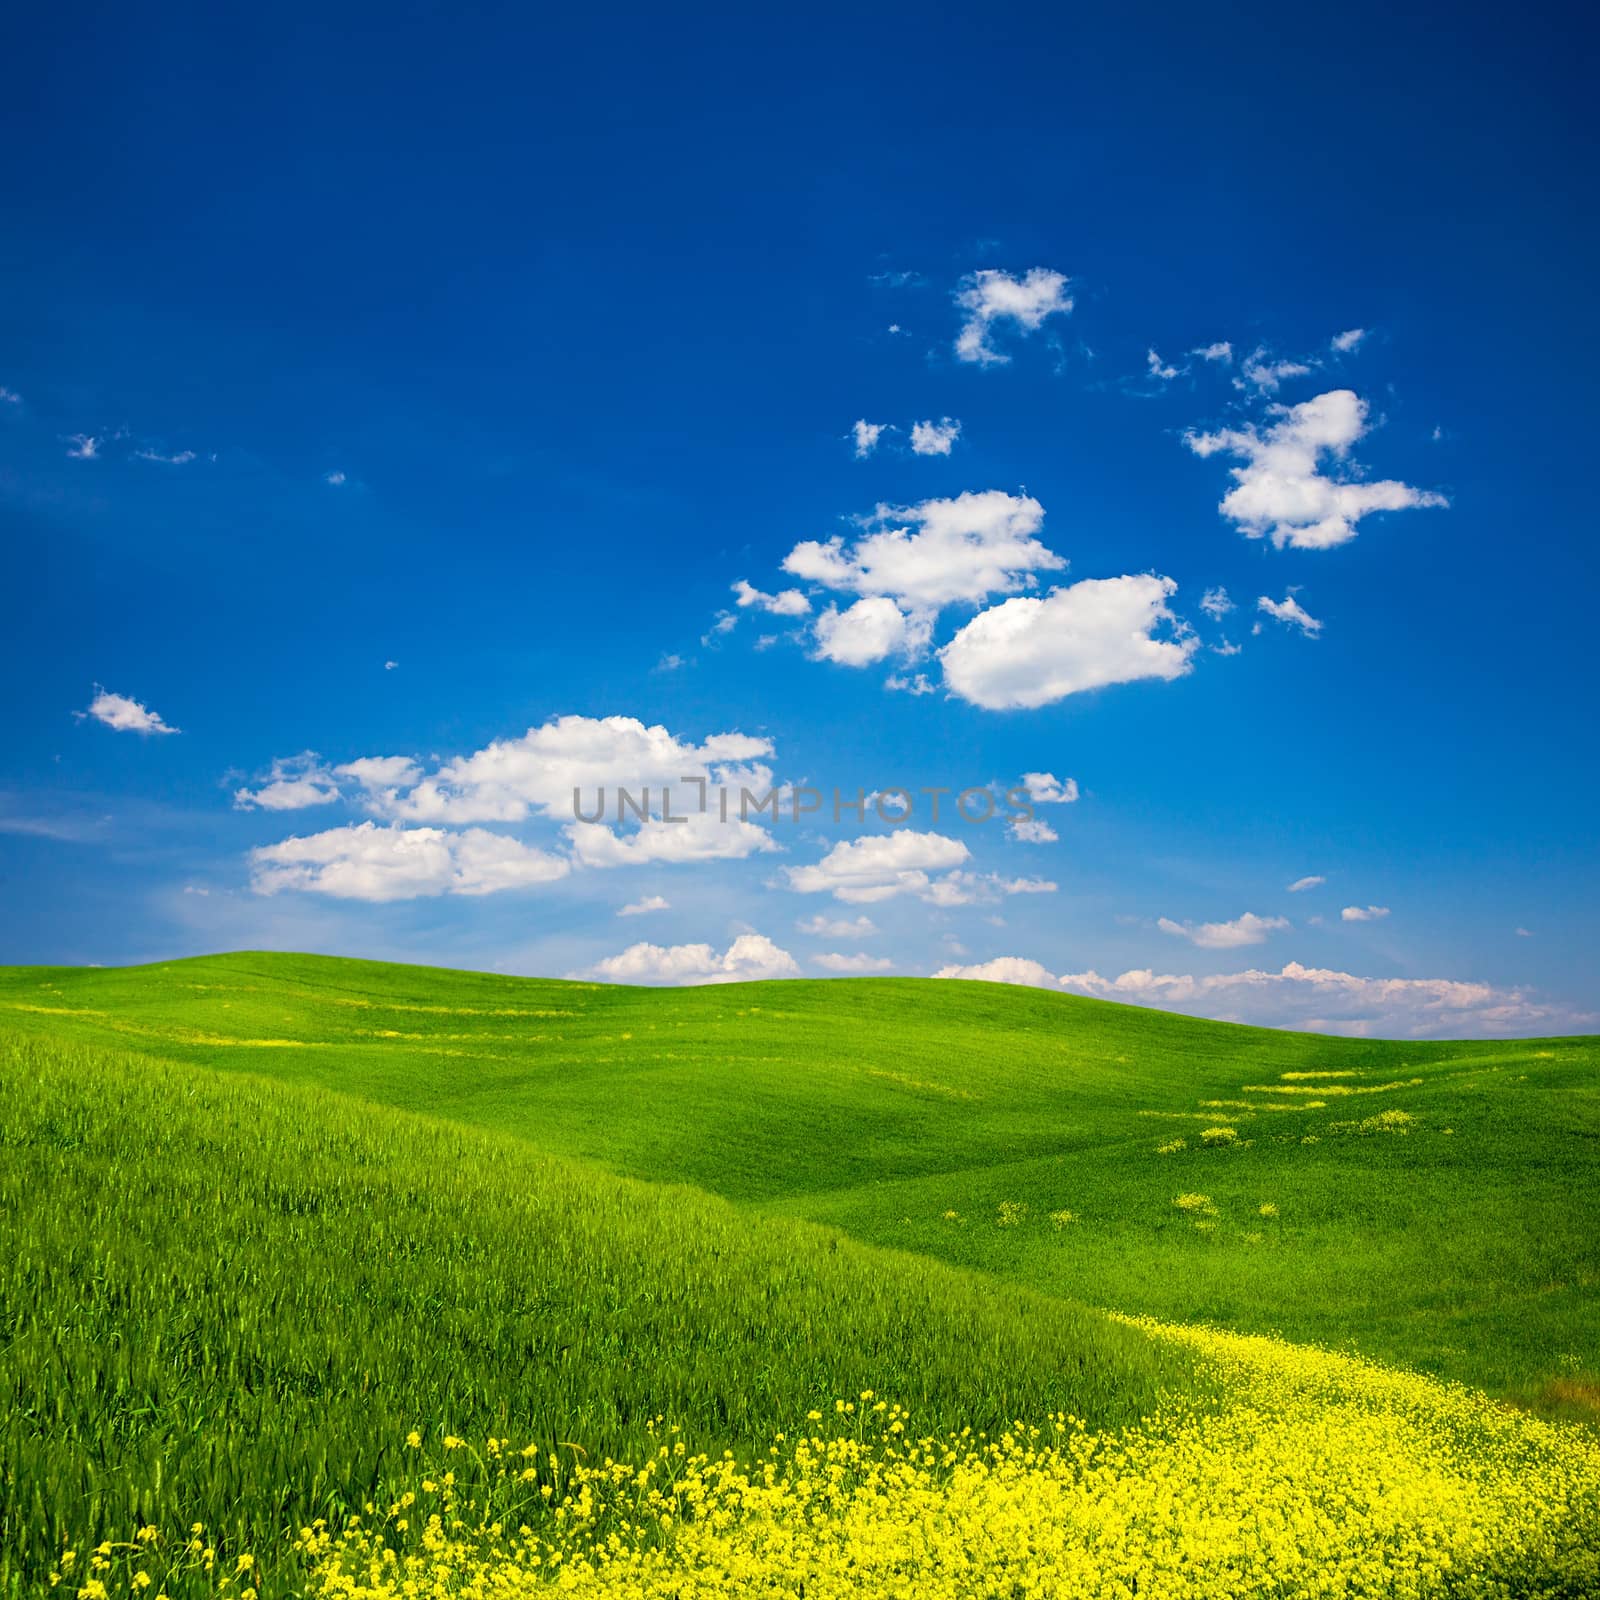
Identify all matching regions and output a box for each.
[300,1321,1600,1600]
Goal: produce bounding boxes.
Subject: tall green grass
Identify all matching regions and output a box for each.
[0,1036,1189,1598]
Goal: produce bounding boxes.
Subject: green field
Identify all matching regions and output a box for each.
[2,952,1598,1597]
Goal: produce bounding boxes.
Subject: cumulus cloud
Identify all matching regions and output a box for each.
[933,955,1058,988]
[1193,342,1233,364]
[78,687,179,735]
[324,470,347,486]
[1187,389,1448,550]
[937,956,1591,1037]
[813,598,929,666]
[921,871,1056,907]
[1200,586,1234,620]
[618,895,669,916]
[1158,911,1289,949]
[249,822,570,901]
[1020,772,1079,805]
[732,579,811,616]
[797,913,879,938]
[1258,593,1323,636]
[1288,875,1326,893]
[909,417,962,456]
[586,933,799,986]
[1008,817,1058,844]
[65,434,100,460]
[852,419,886,458]
[954,268,1072,365]
[357,715,772,826]
[1146,349,1181,381]
[812,952,894,973]
[1331,328,1368,353]
[234,754,341,811]
[786,830,970,903]
[939,575,1197,710]
[783,490,1062,612]
[567,810,777,868]
[1342,904,1390,922]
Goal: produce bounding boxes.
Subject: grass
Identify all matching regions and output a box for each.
[1,951,1597,1596]
[0,1035,1186,1598]
[3,952,1595,1407]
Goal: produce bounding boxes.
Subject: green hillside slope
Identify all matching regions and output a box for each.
[0,1036,1185,1597]
[3,951,1595,1411]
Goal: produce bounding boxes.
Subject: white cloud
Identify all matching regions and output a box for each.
[586,933,800,986]
[954,268,1072,365]
[133,448,197,465]
[1288,875,1326,893]
[920,870,1056,907]
[1236,347,1313,394]
[249,822,569,901]
[885,670,934,695]
[939,575,1197,710]
[618,895,670,917]
[1187,389,1447,550]
[1008,817,1058,844]
[909,417,961,456]
[384,660,399,671]
[1342,904,1390,922]
[364,715,772,825]
[934,956,1058,988]
[812,952,894,973]
[1158,911,1289,949]
[566,810,777,867]
[1200,586,1234,620]
[0,385,21,404]
[234,754,341,811]
[797,913,879,938]
[1056,961,1589,1037]
[1331,328,1367,353]
[78,687,179,735]
[786,829,970,903]
[783,490,1062,611]
[65,434,100,460]
[1020,772,1079,804]
[1516,927,1533,938]
[852,419,886,458]
[1146,349,1181,381]
[335,756,423,807]
[732,579,811,616]
[935,953,1590,1036]
[1258,593,1323,636]
[325,470,347,486]
[1193,342,1233,364]
[813,598,928,666]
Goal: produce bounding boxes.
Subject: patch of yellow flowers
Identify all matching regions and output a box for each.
[300,1322,1600,1599]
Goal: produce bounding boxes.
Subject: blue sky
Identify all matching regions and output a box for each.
[3,1,1595,1036]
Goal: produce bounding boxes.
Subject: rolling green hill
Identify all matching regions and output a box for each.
[2,951,1597,1598]
[3,951,1595,1408]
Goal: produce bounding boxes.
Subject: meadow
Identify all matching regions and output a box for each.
[1,952,1597,1596]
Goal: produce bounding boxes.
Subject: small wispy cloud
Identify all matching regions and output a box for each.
[1192,342,1233,364]
[65,434,100,460]
[1258,593,1323,636]
[909,417,961,455]
[851,420,886,458]
[954,267,1072,365]
[134,448,197,465]
[1288,874,1326,893]
[1158,911,1289,949]
[618,895,670,917]
[1331,328,1368,353]
[324,470,347,486]
[1342,904,1390,922]
[77,686,179,735]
